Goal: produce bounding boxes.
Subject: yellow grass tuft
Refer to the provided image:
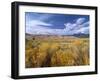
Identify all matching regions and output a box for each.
[25,36,89,68]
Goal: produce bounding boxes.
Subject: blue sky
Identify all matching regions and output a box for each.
[25,12,89,35]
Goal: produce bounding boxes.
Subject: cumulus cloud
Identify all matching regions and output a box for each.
[64,18,89,34]
[76,18,85,25]
[81,21,89,27]
[26,18,89,35]
[75,27,89,34]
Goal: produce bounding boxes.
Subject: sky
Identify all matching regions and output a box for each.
[25,12,89,35]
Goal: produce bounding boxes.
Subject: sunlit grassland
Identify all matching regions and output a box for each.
[25,36,89,68]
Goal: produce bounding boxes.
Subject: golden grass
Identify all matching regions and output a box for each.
[25,36,89,68]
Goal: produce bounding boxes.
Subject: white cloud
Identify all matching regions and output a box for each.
[64,23,73,31]
[75,27,89,34]
[26,18,89,35]
[81,21,89,27]
[26,20,52,27]
[64,23,77,31]
[26,25,64,35]
[64,18,89,34]
[76,18,85,25]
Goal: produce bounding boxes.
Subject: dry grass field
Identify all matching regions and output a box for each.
[25,35,89,68]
